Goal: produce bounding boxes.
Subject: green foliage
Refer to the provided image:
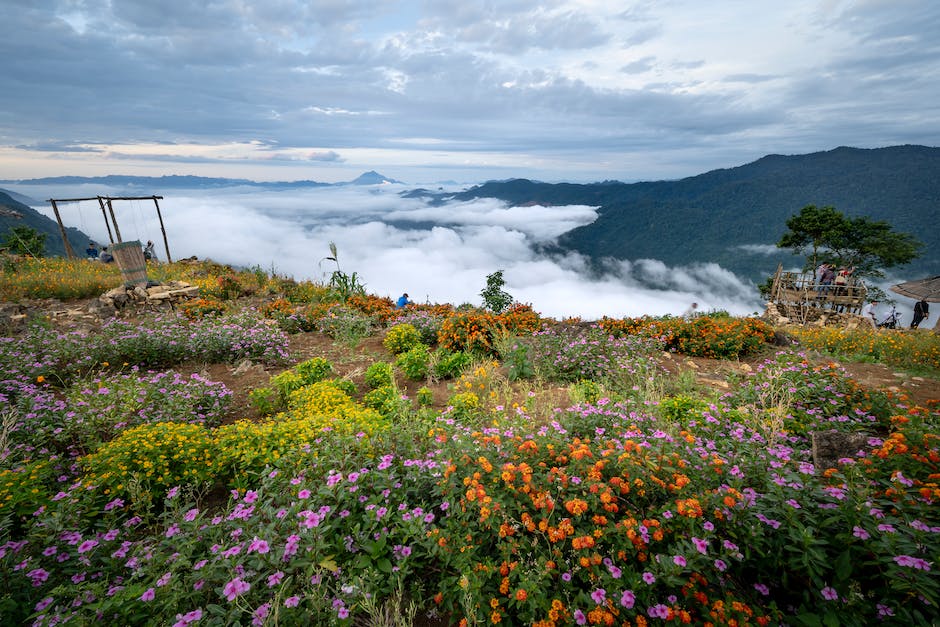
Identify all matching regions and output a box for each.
[432,348,472,379]
[314,305,376,344]
[480,270,513,313]
[778,204,922,279]
[569,378,602,404]
[295,356,333,383]
[324,241,367,302]
[364,361,395,389]
[416,386,434,406]
[396,344,431,381]
[2,226,46,257]
[362,384,409,418]
[248,386,279,416]
[383,323,422,354]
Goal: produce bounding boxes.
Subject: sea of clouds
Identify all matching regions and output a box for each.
[21,183,773,320]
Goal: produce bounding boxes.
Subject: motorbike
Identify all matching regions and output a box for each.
[877,307,901,329]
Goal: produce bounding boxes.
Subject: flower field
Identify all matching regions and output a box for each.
[0,258,938,626]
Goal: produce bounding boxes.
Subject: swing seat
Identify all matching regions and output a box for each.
[111,240,149,287]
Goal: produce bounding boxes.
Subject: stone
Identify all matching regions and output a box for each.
[811,430,870,471]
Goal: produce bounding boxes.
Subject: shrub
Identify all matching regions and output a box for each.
[177,297,227,320]
[314,304,376,343]
[396,344,431,381]
[365,362,395,389]
[393,310,444,345]
[433,348,472,379]
[383,323,423,354]
[81,422,217,507]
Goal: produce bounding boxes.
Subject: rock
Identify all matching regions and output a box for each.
[811,430,870,471]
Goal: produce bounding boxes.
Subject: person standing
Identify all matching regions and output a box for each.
[682,302,699,320]
[861,300,878,328]
[911,298,930,328]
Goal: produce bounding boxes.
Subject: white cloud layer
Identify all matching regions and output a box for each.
[22,185,765,319]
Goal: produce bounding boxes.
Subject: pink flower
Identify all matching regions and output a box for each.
[692,537,708,555]
[673,555,687,567]
[34,597,54,612]
[248,537,270,554]
[140,588,156,601]
[172,609,203,627]
[284,595,301,608]
[574,609,586,625]
[244,490,259,503]
[223,577,251,602]
[297,489,311,499]
[894,555,931,571]
[620,590,635,609]
[821,586,838,601]
[267,571,285,588]
[184,508,200,522]
[591,589,606,604]
[852,526,870,540]
[642,572,655,585]
[77,540,98,554]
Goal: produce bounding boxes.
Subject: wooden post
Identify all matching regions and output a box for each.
[151,196,172,262]
[48,199,76,259]
[97,196,115,244]
[106,198,123,243]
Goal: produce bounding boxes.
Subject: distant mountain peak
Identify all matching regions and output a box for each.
[350,171,402,185]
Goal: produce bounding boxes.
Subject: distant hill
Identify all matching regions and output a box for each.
[0,171,401,192]
[0,190,94,257]
[444,145,940,282]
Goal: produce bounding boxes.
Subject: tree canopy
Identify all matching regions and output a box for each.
[777,205,922,279]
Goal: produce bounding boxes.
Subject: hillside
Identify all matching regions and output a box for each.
[0,190,93,257]
[447,145,940,281]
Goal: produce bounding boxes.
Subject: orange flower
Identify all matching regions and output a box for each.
[515,589,528,602]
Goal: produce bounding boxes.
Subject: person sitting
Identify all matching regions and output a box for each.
[144,240,157,261]
[396,293,413,309]
[99,247,114,263]
[85,242,99,259]
[681,302,698,320]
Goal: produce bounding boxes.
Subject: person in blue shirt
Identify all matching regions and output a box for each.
[396,293,412,308]
[85,242,99,259]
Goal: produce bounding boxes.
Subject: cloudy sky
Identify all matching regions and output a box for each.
[2,0,938,184]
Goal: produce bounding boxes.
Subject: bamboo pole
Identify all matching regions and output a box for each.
[48,199,76,259]
[97,196,115,244]
[106,198,123,243]
[151,196,172,263]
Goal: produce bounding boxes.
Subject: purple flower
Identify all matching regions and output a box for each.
[591,588,606,604]
[642,571,656,585]
[754,583,769,596]
[574,609,587,625]
[561,572,572,582]
[35,597,54,612]
[692,537,708,554]
[894,555,931,571]
[223,577,251,602]
[173,609,203,627]
[620,590,635,609]
[338,607,350,619]
[267,571,285,587]
[821,586,838,600]
[167,486,180,499]
[285,595,301,608]
[297,489,311,499]
[140,588,156,601]
[852,526,870,540]
[673,555,687,567]
[77,539,99,554]
[185,508,199,522]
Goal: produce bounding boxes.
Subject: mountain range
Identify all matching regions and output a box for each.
[2,146,938,283]
[417,145,940,282]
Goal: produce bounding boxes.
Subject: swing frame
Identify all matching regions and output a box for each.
[47,195,173,262]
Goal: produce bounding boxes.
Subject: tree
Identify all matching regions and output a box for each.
[776,205,847,272]
[2,226,46,256]
[777,205,922,279]
[480,270,513,313]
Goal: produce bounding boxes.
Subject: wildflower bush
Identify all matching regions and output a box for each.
[0,257,121,300]
[788,326,940,373]
[600,315,775,359]
[393,310,445,345]
[438,305,542,356]
[177,297,228,320]
[396,344,432,381]
[383,323,423,354]
[1,267,938,627]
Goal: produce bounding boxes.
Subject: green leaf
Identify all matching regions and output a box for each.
[834,550,852,582]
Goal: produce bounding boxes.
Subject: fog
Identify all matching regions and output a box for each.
[22,184,767,320]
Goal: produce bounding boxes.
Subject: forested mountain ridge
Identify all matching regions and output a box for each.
[0,191,92,257]
[447,145,940,281]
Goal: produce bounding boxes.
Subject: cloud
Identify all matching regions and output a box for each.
[20,184,764,319]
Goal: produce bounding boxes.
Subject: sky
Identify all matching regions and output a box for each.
[1,0,939,185]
